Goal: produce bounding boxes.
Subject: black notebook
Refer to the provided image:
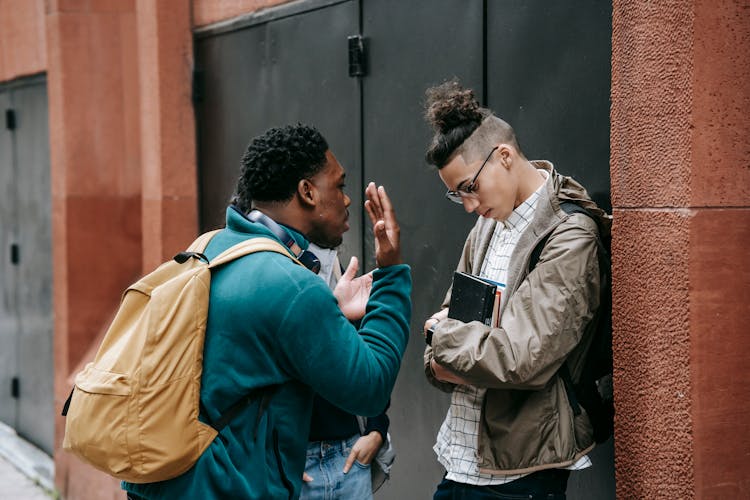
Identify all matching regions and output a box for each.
[448,272,504,327]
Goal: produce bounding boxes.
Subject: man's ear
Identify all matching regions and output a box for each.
[297,178,317,208]
[497,144,515,168]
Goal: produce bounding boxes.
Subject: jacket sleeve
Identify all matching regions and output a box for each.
[363,410,390,441]
[278,264,412,417]
[423,225,478,392]
[431,216,601,390]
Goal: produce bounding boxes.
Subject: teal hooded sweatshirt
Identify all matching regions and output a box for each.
[123,207,411,499]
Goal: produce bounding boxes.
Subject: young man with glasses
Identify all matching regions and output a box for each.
[422,81,611,499]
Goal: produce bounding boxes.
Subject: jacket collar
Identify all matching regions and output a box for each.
[225,206,311,251]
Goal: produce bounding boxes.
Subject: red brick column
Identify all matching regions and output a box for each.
[611,1,750,498]
[192,0,292,27]
[136,0,198,271]
[0,0,46,80]
[47,1,142,498]
[47,1,198,498]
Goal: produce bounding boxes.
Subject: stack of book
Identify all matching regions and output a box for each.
[448,272,505,327]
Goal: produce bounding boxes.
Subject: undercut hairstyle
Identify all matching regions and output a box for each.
[233,124,329,211]
[424,79,522,168]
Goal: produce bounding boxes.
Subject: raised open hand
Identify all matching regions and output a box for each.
[333,256,373,320]
[364,182,402,268]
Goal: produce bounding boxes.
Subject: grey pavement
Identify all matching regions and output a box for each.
[0,422,54,499]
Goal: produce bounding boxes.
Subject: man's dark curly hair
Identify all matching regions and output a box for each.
[424,79,487,168]
[233,124,329,211]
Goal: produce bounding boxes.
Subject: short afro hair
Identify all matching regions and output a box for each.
[234,124,329,211]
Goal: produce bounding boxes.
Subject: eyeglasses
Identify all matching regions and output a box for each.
[444,146,498,204]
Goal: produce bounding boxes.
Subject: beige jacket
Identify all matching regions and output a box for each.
[424,161,611,475]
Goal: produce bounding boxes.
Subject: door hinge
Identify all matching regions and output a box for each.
[5,109,16,130]
[11,377,19,399]
[192,69,205,103]
[347,35,367,77]
[10,243,19,265]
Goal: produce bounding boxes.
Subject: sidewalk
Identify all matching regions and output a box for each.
[0,422,55,499]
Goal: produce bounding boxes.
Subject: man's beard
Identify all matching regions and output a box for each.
[307,220,345,249]
[308,232,343,249]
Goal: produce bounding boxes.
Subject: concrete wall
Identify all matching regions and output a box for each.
[611,0,750,498]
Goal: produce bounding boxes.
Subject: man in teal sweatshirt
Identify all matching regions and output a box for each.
[123,124,411,499]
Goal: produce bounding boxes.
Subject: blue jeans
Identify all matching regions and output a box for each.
[299,434,373,500]
[433,469,570,500]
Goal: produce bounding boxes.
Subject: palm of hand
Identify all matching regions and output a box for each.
[334,272,373,320]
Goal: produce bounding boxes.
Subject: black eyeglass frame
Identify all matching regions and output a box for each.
[444,146,499,204]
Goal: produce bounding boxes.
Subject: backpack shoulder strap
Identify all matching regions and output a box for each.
[209,237,303,269]
[187,230,222,252]
[559,202,609,258]
[529,202,597,271]
[558,201,590,218]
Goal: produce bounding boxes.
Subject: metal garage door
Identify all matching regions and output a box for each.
[360,1,484,497]
[195,0,361,260]
[0,75,53,454]
[487,3,614,496]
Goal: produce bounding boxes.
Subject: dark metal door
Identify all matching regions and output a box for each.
[361,1,484,497]
[487,0,612,212]
[0,87,19,432]
[487,2,614,498]
[195,0,362,260]
[0,76,53,454]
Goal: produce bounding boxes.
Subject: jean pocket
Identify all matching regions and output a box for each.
[353,460,371,469]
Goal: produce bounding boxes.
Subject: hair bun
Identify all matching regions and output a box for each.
[425,80,483,134]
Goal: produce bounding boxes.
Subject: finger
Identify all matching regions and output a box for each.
[303,472,314,482]
[365,182,384,220]
[423,317,439,333]
[364,181,376,198]
[364,199,379,227]
[364,182,377,211]
[377,186,396,225]
[341,256,358,281]
[343,449,357,474]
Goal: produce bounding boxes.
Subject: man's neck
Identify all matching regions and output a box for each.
[516,160,546,202]
[252,201,311,236]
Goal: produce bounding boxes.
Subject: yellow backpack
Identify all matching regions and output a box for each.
[62,231,300,483]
